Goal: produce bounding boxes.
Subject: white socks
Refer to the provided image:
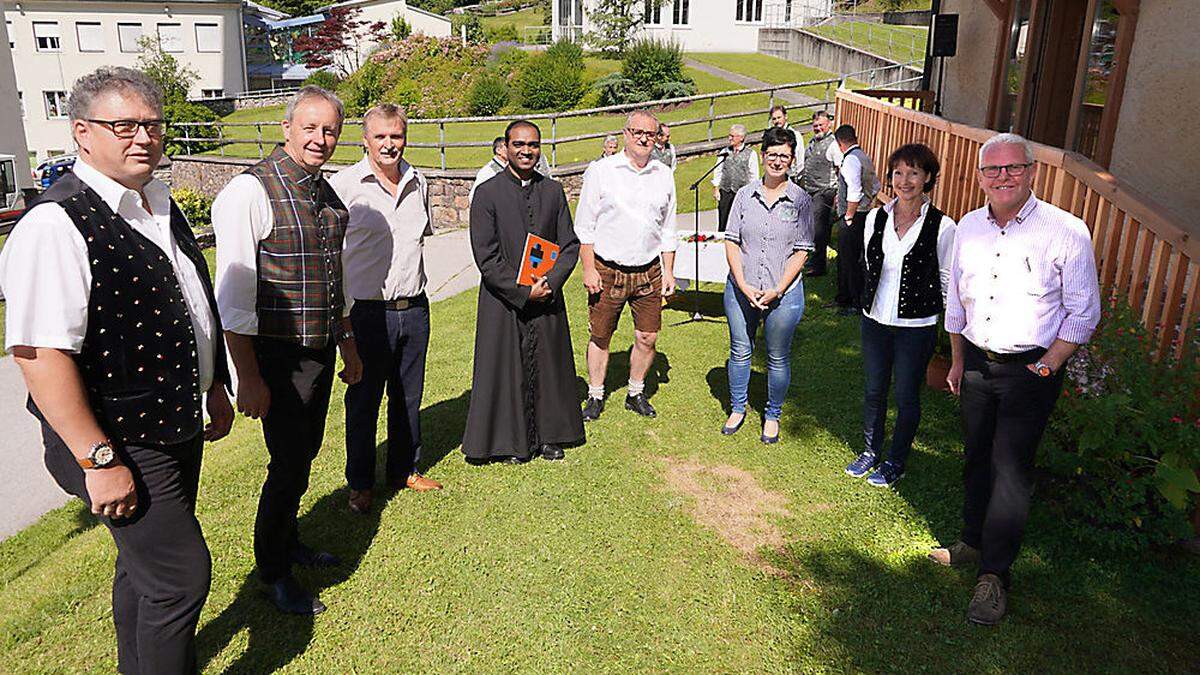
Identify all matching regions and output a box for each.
[588,384,605,400]
[627,379,645,397]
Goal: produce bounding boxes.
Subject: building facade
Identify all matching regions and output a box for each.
[3,0,247,160]
[321,0,451,66]
[931,0,1199,221]
[553,0,832,51]
[0,16,31,188]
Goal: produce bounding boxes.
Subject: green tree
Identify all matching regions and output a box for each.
[585,0,664,55]
[136,35,198,103]
[391,13,412,40]
[136,36,217,155]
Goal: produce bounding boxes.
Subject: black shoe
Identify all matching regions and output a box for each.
[582,396,605,422]
[720,414,746,435]
[269,576,326,615]
[625,393,657,418]
[502,455,528,465]
[540,444,565,460]
[289,544,340,568]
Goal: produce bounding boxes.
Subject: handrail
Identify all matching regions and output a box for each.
[837,89,1199,361]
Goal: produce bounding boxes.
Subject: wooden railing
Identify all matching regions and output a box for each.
[837,89,1199,360]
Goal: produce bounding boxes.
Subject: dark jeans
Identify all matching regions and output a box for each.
[717,188,737,232]
[835,210,867,308]
[861,316,937,468]
[38,412,210,675]
[345,298,430,490]
[959,341,1064,584]
[805,188,836,273]
[253,337,336,584]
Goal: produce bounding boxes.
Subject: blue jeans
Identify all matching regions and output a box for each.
[724,278,805,420]
[860,315,937,468]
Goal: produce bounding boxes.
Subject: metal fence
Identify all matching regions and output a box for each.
[174,66,919,171]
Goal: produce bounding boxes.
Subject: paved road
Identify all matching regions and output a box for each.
[0,212,717,541]
[684,58,824,108]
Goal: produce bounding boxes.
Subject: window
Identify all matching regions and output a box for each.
[643,0,662,25]
[6,20,13,49]
[118,23,143,52]
[195,22,220,52]
[201,88,224,99]
[18,91,24,118]
[673,0,690,25]
[736,0,763,22]
[43,91,68,119]
[76,21,104,52]
[157,23,182,52]
[33,21,61,52]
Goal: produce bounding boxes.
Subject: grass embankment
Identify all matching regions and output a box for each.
[1,254,1198,671]
[477,7,546,34]
[809,21,929,66]
[687,52,867,94]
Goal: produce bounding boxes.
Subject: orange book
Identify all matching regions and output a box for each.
[516,233,560,286]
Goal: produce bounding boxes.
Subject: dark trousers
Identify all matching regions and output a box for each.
[835,210,867,308]
[861,316,937,468]
[806,188,836,273]
[253,337,336,584]
[717,188,737,232]
[345,298,430,490]
[38,415,210,675]
[959,342,1064,584]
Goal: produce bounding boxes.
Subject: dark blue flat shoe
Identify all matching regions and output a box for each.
[760,432,780,444]
[721,415,746,435]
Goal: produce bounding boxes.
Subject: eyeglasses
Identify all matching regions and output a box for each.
[88,118,167,139]
[979,162,1032,179]
[765,152,793,163]
[625,127,656,140]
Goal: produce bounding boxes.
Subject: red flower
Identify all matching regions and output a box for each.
[1171,416,1183,424]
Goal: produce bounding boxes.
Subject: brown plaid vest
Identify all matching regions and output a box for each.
[246,147,349,348]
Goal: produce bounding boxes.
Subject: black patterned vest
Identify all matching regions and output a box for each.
[719,145,755,192]
[22,171,228,445]
[245,147,349,348]
[861,204,946,319]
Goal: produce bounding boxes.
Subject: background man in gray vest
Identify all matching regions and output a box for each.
[213,86,363,616]
[799,110,837,276]
[833,124,880,316]
[713,124,759,231]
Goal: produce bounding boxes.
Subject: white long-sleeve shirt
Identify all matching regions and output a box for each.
[574,151,677,266]
[862,198,957,328]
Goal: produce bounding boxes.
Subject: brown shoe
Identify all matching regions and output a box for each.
[967,574,1007,625]
[928,540,981,567]
[405,474,443,492]
[348,489,372,514]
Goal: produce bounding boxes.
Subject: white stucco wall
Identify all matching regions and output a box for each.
[4,0,246,160]
[932,0,997,129]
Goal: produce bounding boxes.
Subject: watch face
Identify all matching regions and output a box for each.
[1037,364,1052,377]
[94,445,116,466]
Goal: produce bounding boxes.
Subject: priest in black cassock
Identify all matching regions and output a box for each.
[463,120,585,464]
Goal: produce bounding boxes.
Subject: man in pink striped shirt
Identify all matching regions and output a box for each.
[931,133,1100,626]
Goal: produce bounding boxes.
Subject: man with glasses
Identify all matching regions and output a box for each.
[213,85,363,615]
[931,133,1100,626]
[462,120,584,463]
[713,123,759,231]
[0,66,233,673]
[576,110,677,421]
[799,110,837,276]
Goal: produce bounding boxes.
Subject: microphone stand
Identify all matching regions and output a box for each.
[674,151,728,325]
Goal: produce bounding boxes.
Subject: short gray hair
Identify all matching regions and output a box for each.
[979,132,1033,166]
[730,124,747,137]
[363,103,407,133]
[626,109,657,127]
[603,134,618,145]
[285,85,345,123]
[68,66,163,121]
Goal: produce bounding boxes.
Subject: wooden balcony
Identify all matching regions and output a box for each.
[836,89,1199,361]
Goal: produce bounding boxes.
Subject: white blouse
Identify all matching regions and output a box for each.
[861,198,957,328]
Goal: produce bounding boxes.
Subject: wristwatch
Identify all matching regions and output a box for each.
[1033,361,1054,377]
[78,440,117,470]
[336,328,355,342]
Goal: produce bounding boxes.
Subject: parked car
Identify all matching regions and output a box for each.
[0,153,25,225]
[35,154,76,191]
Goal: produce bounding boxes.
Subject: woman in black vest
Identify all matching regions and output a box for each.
[845,143,956,487]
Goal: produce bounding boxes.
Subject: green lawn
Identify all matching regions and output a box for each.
[478,7,546,35]
[2,256,1198,671]
[687,52,866,96]
[809,21,929,66]
[845,0,933,12]
[205,62,787,170]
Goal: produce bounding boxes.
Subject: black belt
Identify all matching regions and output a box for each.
[966,341,1045,364]
[596,255,659,274]
[359,293,428,311]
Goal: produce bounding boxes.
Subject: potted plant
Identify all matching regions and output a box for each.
[925,327,952,392]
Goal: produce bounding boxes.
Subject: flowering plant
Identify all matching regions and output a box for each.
[683,233,722,243]
[1041,295,1199,549]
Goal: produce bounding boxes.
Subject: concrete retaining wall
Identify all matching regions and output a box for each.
[759,28,922,88]
[193,92,296,117]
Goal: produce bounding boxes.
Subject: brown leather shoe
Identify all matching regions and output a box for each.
[929,540,981,567]
[405,474,443,492]
[967,574,1007,625]
[348,489,372,514]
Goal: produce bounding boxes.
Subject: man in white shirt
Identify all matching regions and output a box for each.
[469,136,507,203]
[0,67,232,673]
[767,105,804,179]
[330,104,442,515]
[832,124,880,315]
[212,86,363,616]
[575,110,677,420]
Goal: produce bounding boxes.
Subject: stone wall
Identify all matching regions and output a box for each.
[759,28,923,86]
[193,92,297,118]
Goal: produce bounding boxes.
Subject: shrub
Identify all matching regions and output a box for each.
[469,73,510,116]
[451,14,483,43]
[1040,297,1200,551]
[163,100,218,156]
[593,72,640,107]
[485,22,519,43]
[518,52,586,111]
[337,60,388,116]
[368,35,491,117]
[303,70,341,90]
[545,38,584,65]
[173,187,213,230]
[391,13,412,41]
[621,38,694,101]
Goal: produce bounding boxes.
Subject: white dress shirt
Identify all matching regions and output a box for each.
[574,151,678,266]
[0,159,218,391]
[712,145,760,188]
[862,198,957,328]
[211,169,353,336]
[826,140,844,167]
[469,157,505,203]
[840,145,865,203]
[330,157,432,301]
